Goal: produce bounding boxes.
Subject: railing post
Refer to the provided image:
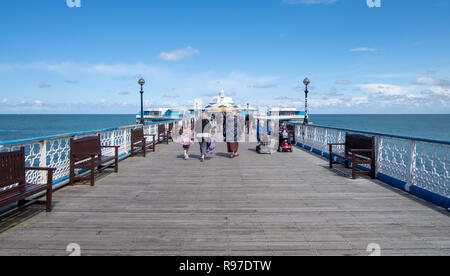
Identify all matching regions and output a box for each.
[323,128,328,156]
[111,130,115,147]
[303,125,307,148]
[375,136,382,178]
[306,125,309,148]
[405,140,417,192]
[40,140,47,184]
[312,127,317,152]
[123,128,128,155]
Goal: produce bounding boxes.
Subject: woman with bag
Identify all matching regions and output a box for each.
[195,112,211,162]
[224,110,242,158]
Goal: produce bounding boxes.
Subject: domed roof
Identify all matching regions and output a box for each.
[205,89,240,110]
[219,88,225,98]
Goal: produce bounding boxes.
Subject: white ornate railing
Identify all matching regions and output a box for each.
[0,120,182,190]
[290,123,450,209]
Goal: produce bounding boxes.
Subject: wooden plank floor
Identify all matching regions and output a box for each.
[0,141,449,256]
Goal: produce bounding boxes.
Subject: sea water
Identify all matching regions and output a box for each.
[309,114,450,142]
[0,114,448,143]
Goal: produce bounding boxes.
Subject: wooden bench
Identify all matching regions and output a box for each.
[158,124,168,144]
[69,135,119,186]
[0,147,55,219]
[328,133,376,179]
[131,128,156,157]
[166,123,174,142]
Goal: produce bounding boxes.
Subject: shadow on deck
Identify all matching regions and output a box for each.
[0,142,449,256]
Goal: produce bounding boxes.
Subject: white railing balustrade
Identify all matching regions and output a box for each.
[290,123,450,207]
[0,120,182,189]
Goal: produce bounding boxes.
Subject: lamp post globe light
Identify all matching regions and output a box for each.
[303,77,310,125]
[138,78,145,125]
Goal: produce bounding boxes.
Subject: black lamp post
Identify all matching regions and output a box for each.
[303,77,310,125]
[246,103,250,134]
[138,78,145,124]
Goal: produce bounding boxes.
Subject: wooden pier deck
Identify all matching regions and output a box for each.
[0,142,449,256]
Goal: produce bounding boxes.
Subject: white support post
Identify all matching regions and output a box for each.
[312,127,317,152]
[375,136,382,177]
[405,140,417,192]
[323,128,328,155]
[303,126,308,147]
[111,130,115,147]
[39,140,47,184]
[123,128,128,155]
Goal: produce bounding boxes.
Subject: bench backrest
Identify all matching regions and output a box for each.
[131,128,144,144]
[158,124,166,136]
[345,133,375,159]
[70,135,102,161]
[287,125,296,142]
[0,147,25,189]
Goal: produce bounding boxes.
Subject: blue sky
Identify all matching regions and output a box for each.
[0,0,449,114]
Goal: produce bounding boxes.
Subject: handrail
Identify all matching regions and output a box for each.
[0,119,181,146]
[289,122,450,145]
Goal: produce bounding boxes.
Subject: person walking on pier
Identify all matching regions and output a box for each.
[180,121,194,160]
[195,112,211,162]
[224,110,242,158]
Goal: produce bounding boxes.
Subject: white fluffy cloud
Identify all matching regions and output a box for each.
[424,86,450,97]
[357,83,410,96]
[414,76,450,87]
[1,59,449,113]
[287,78,450,113]
[414,76,437,85]
[157,46,200,62]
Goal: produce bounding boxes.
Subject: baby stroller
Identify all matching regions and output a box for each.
[256,133,273,154]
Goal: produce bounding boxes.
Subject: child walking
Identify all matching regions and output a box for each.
[180,122,194,160]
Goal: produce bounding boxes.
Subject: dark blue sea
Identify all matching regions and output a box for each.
[309,114,449,142]
[0,114,448,143]
[0,115,136,142]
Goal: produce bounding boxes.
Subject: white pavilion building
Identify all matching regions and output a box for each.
[204,89,241,112]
